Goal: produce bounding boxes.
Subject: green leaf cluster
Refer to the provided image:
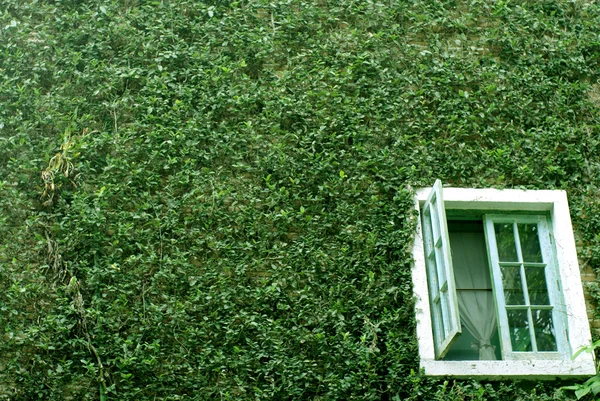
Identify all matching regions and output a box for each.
[1,0,600,399]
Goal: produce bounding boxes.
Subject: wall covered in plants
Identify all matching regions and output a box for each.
[1,0,600,399]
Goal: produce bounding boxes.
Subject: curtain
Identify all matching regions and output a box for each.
[450,231,497,360]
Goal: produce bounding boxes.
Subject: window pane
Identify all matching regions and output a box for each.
[432,300,445,341]
[430,198,441,240]
[501,266,525,305]
[533,309,557,352]
[425,210,447,287]
[434,250,447,286]
[495,223,518,262]
[440,291,450,337]
[525,266,549,305]
[519,224,543,263]
[507,309,532,352]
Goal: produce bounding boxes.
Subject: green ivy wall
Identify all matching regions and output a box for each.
[1,0,600,399]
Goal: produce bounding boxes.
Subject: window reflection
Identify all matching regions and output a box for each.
[495,223,518,262]
[533,309,557,351]
[501,266,525,305]
[525,266,549,305]
[519,224,543,263]
[507,309,532,352]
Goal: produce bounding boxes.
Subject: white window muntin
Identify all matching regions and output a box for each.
[412,185,595,378]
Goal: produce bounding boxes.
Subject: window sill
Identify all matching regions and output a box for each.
[420,358,596,379]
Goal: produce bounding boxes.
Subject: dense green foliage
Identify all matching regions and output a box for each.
[1,0,600,399]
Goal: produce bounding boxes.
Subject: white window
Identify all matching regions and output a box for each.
[412,180,595,378]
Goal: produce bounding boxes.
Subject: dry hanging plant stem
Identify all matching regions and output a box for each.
[40,128,94,206]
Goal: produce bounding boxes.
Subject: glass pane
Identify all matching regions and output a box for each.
[519,224,543,263]
[495,223,518,262]
[507,309,532,352]
[430,198,440,239]
[525,266,549,305]
[533,309,557,352]
[434,250,446,285]
[433,299,445,340]
[501,266,525,305]
[440,291,450,337]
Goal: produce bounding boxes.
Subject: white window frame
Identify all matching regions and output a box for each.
[412,184,596,379]
[484,214,569,361]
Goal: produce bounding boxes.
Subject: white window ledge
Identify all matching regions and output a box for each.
[420,359,596,380]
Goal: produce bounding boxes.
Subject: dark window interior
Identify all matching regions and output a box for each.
[442,220,502,361]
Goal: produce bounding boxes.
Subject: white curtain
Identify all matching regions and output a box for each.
[450,232,497,360]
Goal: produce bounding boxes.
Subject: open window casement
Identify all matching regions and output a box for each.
[421,179,461,359]
[412,181,596,379]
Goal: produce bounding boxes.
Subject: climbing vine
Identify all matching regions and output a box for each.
[1,0,600,399]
